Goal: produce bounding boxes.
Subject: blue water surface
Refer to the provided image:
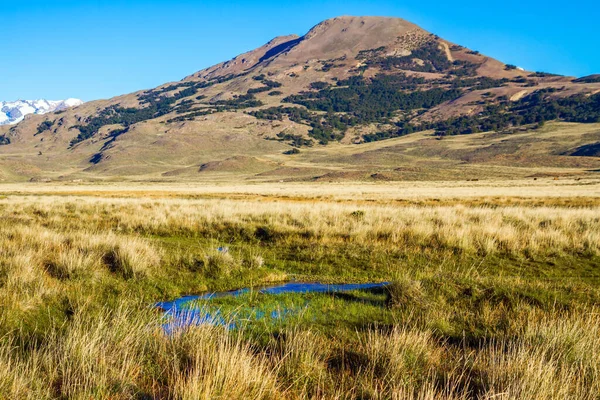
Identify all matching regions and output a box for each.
[156,281,389,332]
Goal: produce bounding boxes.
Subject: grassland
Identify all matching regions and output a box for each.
[0,181,599,399]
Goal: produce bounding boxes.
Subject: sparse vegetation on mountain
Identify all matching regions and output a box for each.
[358,41,480,76]
[69,72,268,145]
[309,81,329,90]
[274,132,313,147]
[247,80,282,95]
[574,75,600,83]
[361,90,600,141]
[284,74,462,128]
[212,93,263,109]
[263,79,282,88]
[249,106,357,144]
[247,86,271,94]
[432,90,600,135]
[529,71,560,78]
[283,147,300,154]
[70,84,202,146]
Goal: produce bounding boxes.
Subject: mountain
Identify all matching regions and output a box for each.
[0,16,599,182]
[0,99,83,126]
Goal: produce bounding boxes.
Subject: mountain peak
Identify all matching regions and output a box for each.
[289,15,427,62]
[187,15,429,81]
[307,15,421,33]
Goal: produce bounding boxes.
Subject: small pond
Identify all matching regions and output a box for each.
[156,281,390,331]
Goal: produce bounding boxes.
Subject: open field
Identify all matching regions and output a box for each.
[2,176,600,201]
[1,182,599,399]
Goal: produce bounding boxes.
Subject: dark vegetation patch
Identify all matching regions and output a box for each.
[275,132,313,147]
[529,71,561,78]
[36,120,53,136]
[167,109,215,123]
[284,75,462,120]
[283,148,301,155]
[263,129,314,147]
[309,81,329,90]
[211,93,263,109]
[247,86,271,94]
[247,79,282,95]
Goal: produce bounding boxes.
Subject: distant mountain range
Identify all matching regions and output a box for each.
[0,16,599,182]
[0,99,83,125]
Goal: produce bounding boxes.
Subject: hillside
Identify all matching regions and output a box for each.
[1,16,599,182]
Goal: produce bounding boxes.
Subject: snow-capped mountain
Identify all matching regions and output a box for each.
[0,99,83,125]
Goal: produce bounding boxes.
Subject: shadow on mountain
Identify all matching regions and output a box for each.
[566,142,600,157]
[258,37,303,64]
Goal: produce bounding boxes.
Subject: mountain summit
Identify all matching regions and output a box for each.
[187,16,426,81]
[0,16,599,181]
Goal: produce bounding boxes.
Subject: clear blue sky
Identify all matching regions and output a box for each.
[2,0,598,102]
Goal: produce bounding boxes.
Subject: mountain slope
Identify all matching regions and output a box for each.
[1,16,599,182]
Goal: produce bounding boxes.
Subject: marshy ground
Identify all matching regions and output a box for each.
[0,179,599,399]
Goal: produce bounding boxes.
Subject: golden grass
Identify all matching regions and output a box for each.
[0,307,283,399]
[2,194,598,257]
[0,186,598,398]
[1,178,600,203]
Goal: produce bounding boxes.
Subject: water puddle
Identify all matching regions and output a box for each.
[156,281,389,331]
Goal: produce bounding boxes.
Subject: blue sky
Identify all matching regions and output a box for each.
[1,0,598,101]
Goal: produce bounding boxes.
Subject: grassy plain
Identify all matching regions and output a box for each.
[0,179,599,399]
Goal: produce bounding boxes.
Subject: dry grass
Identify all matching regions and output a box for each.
[2,178,600,202]
[1,195,598,257]
[470,310,600,399]
[0,306,283,399]
[0,186,598,398]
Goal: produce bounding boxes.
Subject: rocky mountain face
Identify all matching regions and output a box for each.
[0,99,83,125]
[0,16,599,181]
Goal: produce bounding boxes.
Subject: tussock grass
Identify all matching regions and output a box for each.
[3,196,600,258]
[0,305,283,399]
[0,192,598,398]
